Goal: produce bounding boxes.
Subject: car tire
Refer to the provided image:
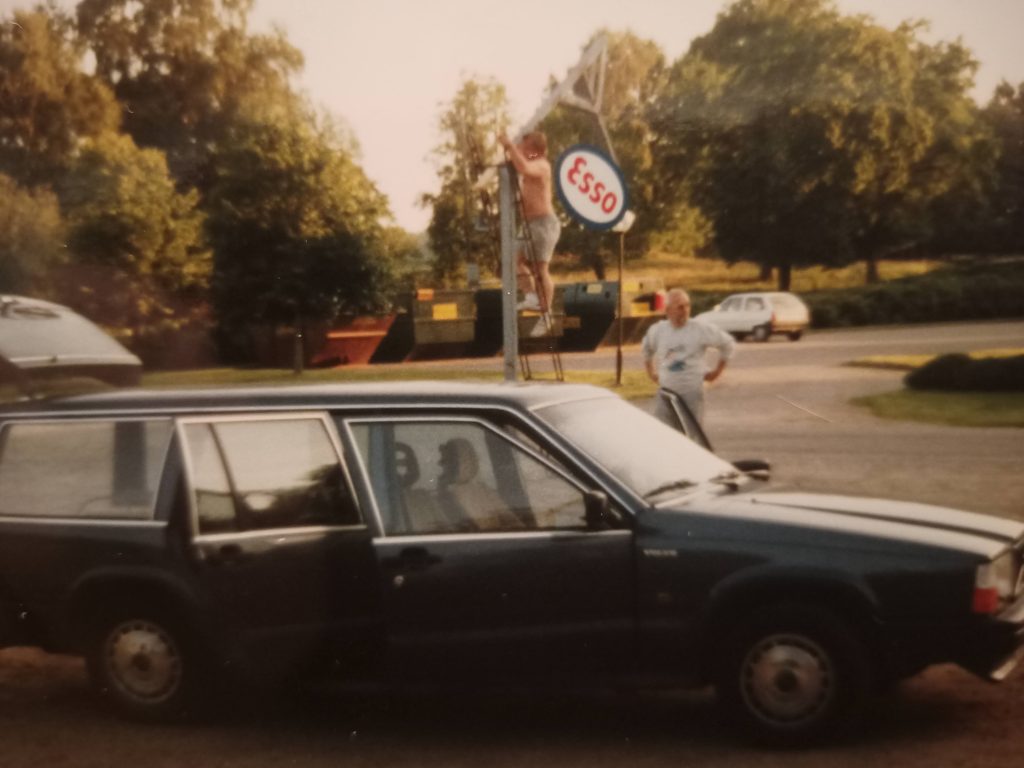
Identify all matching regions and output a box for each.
[752,324,771,342]
[86,603,203,722]
[787,330,803,341]
[716,602,872,745]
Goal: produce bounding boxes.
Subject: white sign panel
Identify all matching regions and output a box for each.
[555,145,628,230]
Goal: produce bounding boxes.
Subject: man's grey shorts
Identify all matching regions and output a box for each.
[524,214,561,263]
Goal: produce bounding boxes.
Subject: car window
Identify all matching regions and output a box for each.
[770,293,801,309]
[181,416,360,534]
[745,297,766,311]
[348,419,589,535]
[534,396,735,501]
[720,297,741,311]
[0,419,172,520]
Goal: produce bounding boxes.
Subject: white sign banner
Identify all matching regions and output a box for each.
[555,145,628,230]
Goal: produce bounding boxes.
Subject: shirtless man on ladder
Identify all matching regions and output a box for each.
[498,131,561,315]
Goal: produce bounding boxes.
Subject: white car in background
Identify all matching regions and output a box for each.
[696,291,810,341]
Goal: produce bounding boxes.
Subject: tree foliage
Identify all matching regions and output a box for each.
[205,97,395,343]
[982,81,1024,252]
[536,30,712,276]
[0,172,66,293]
[422,77,510,283]
[650,0,991,288]
[0,8,120,187]
[76,0,303,190]
[55,132,211,337]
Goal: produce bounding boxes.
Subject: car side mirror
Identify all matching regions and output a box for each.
[732,459,771,481]
[584,490,611,530]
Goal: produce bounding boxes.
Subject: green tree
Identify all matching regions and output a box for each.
[76,0,303,190]
[205,97,395,351]
[55,132,211,340]
[0,8,120,186]
[422,77,510,283]
[982,81,1024,252]
[650,0,989,288]
[540,31,709,276]
[0,173,66,293]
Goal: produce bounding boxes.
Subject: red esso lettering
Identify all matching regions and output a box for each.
[568,155,586,186]
[581,171,593,195]
[567,154,618,217]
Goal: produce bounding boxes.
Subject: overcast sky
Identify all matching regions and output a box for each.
[5,0,1023,232]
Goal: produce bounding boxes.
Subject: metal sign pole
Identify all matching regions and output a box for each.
[499,164,518,382]
[616,231,624,385]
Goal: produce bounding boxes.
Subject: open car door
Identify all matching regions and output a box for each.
[657,388,713,450]
[0,295,141,393]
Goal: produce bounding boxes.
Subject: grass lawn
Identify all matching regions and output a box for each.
[853,390,1024,428]
[848,348,1024,427]
[846,348,1024,371]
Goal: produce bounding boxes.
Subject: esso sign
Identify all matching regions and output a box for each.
[555,145,629,230]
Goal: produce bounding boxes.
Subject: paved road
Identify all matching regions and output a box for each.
[698,320,1024,520]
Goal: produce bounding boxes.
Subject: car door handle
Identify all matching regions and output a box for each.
[205,543,244,566]
[384,547,441,572]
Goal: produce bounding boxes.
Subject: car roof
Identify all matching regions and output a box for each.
[0,380,617,418]
[722,291,795,299]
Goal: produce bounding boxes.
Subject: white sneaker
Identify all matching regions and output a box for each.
[516,293,541,312]
[528,317,552,337]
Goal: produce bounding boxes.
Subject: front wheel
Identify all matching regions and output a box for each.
[87,605,202,721]
[716,603,872,745]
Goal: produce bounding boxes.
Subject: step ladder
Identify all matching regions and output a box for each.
[504,158,564,381]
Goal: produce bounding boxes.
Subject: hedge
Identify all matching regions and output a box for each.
[689,259,1024,329]
[905,353,1024,392]
[803,260,1024,329]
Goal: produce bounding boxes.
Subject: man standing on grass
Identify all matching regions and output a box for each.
[498,131,561,316]
[642,287,736,425]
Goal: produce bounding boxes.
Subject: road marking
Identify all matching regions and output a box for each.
[775,395,834,423]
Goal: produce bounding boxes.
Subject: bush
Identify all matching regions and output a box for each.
[803,259,1024,329]
[905,353,1024,392]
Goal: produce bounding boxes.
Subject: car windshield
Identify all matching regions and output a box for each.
[533,396,736,502]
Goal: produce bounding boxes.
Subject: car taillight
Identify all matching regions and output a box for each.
[770,311,776,329]
[972,585,1001,614]
[973,554,1019,614]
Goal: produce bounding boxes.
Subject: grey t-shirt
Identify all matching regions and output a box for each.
[641,318,736,396]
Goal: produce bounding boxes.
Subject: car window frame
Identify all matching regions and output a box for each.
[338,413,623,538]
[175,411,366,540]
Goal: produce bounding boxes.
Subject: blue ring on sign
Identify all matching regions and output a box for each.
[555,143,629,231]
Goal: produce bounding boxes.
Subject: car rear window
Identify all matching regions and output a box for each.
[769,294,801,308]
[0,419,172,520]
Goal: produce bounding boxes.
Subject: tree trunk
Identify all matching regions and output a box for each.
[583,249,606,280]
[777,262,792,291]
[759,263,773,281]
[865,256,880,284]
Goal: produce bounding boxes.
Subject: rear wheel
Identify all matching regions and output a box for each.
[716,602,872,745]
[787,330,803,341]
[751,324,771,342]
[87,603,204,721]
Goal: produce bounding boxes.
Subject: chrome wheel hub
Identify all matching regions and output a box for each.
[105,620,182,704]
[741,633,833,725]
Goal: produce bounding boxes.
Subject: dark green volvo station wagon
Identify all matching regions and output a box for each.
[0,381,1022,743]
